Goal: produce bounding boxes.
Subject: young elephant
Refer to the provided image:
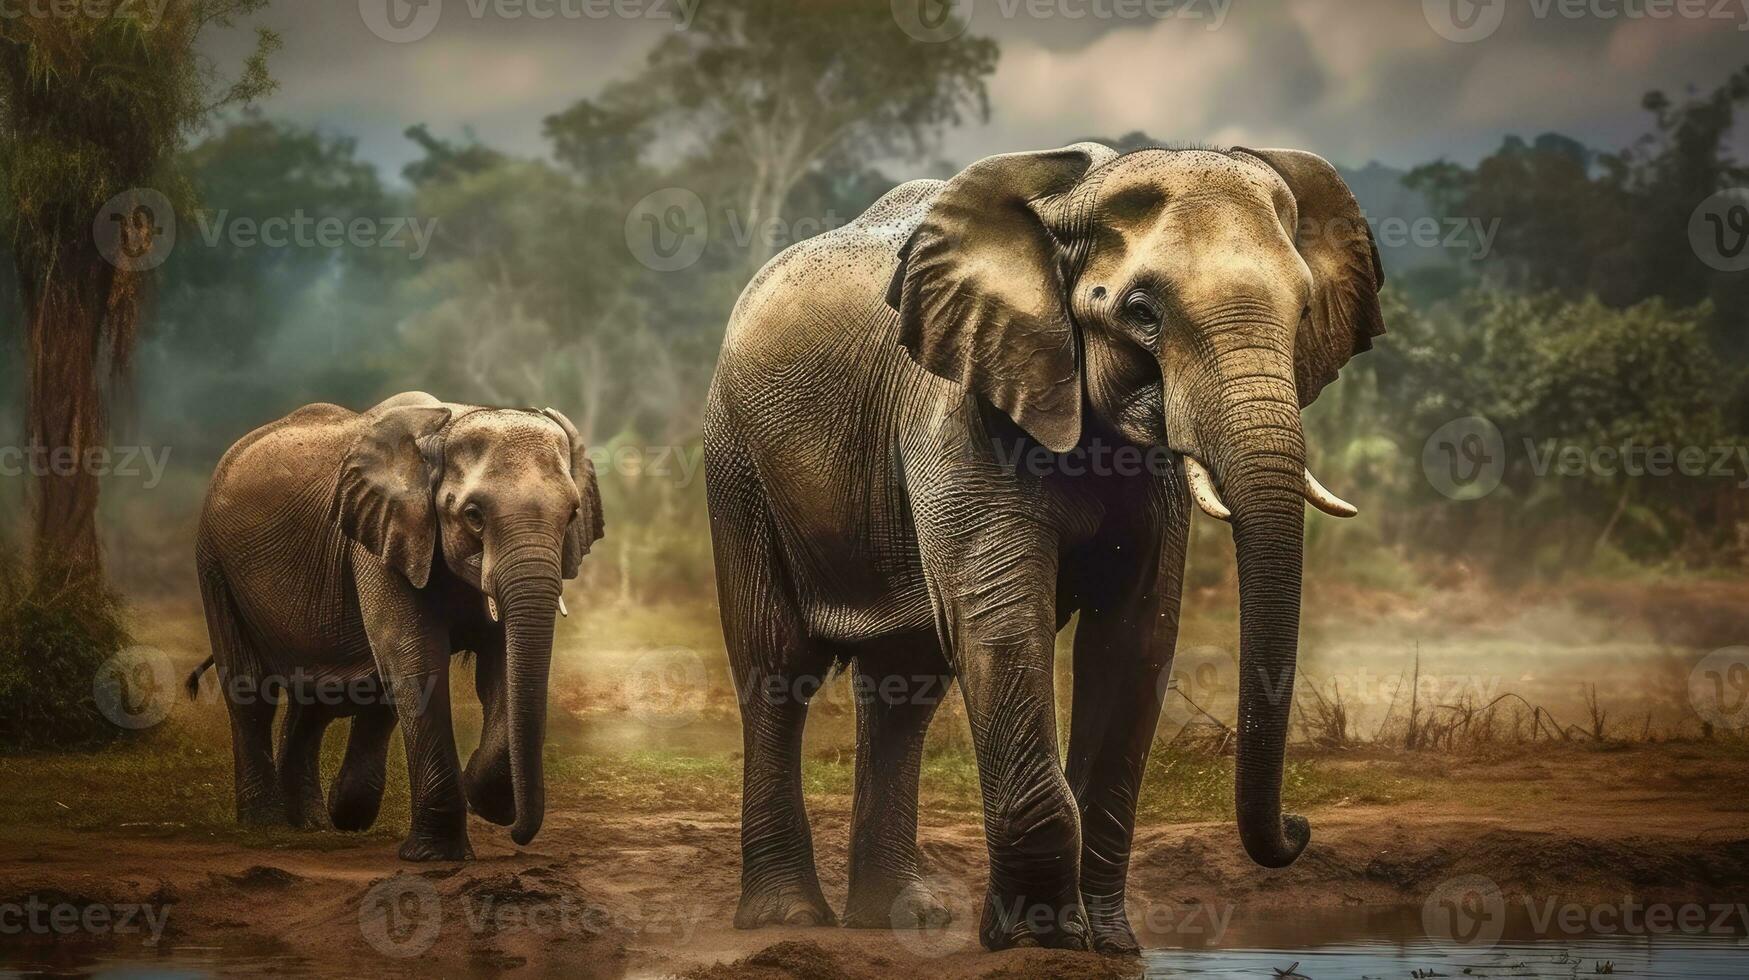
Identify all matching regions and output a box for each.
[192,392,603,860]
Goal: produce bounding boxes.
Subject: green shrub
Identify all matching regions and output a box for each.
[0,549,133,752]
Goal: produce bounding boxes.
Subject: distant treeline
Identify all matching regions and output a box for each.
[1,6,1744,598]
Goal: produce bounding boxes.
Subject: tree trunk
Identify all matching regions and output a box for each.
[19,245,123,585]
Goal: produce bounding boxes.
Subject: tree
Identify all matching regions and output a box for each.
[0,2,277,583]
[1404,64,1749,328]
[544,0,995,270]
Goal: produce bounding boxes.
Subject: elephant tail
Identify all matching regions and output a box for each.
[185,656,215,700]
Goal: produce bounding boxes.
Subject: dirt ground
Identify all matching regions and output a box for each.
[2,741,1745,978]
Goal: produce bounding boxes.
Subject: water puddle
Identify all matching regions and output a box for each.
[1143,906,1748,979]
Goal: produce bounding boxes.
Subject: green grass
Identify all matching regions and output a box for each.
[0,709,1446,852]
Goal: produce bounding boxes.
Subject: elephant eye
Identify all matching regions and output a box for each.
[462,502,485,533]
[1123,293,1163,342]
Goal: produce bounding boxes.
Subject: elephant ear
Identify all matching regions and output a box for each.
[1236,148,1386,408]
[335,405,451,589]
[886,143,1116,453]
[541,407,604,580]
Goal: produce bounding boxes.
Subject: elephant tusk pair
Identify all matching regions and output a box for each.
[1180,456,1358,521]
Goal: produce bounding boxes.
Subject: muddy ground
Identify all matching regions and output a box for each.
[2,741,1746,978]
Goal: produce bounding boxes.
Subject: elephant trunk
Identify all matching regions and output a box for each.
[1197,375,1312,869]
[494,534,563,847]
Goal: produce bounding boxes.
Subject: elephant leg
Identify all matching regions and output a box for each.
[199,561,284,826]
[329,705,397,831]
[708,438,834,928]
[842,640,953,929]
[1065,488,1189,955]
[354,555,471,862]
[462,632,516,827]
[276,701,333,829]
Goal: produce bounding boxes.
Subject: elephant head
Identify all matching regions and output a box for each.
[335,401,603,846]
[889,144,1384,868]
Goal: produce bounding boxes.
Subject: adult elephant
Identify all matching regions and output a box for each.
[192,392,603,860]
[704,144,1384,952]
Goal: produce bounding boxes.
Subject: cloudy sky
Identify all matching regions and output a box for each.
[205,0,1749,181]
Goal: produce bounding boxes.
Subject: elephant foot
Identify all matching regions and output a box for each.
[329,787,384,832]
[288,802,333,831]
[462,770,515,827]
[980,883,1090,952]
[842,875,953,930]
[237,800,290,827]
[735,881,837,929]
[398,834,474,862]
[1085,904,1141,956]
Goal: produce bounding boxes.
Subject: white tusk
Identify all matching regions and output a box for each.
[1181,456,1231,522]
[487,595,500,623]
[557,595,569,618]
[1302,467,1358,518]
